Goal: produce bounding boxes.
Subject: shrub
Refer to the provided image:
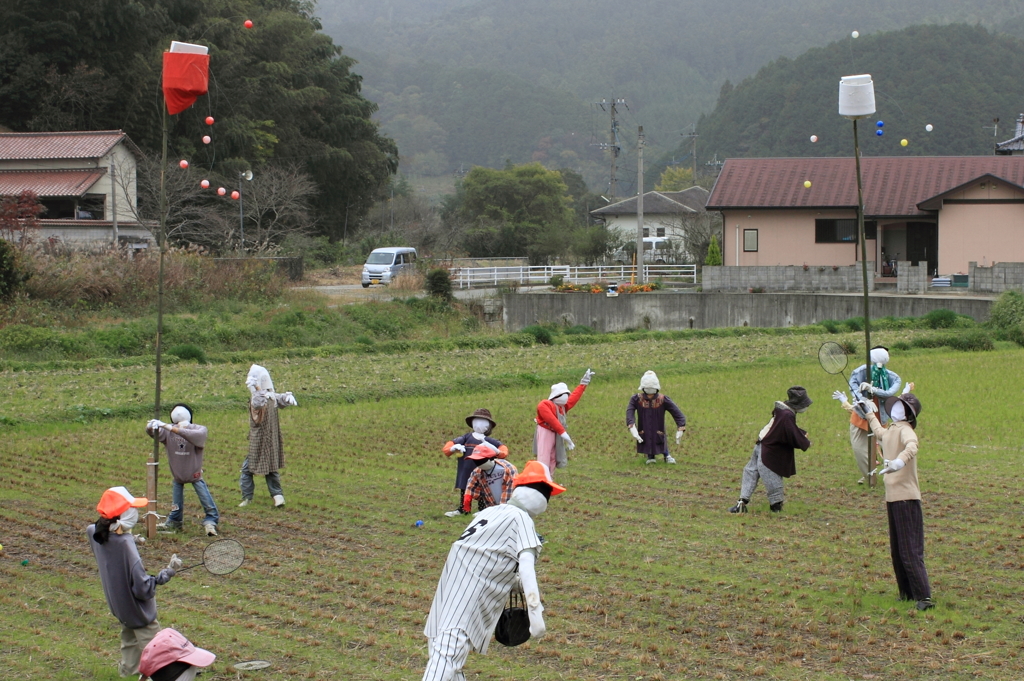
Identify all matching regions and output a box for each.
[704,234,723,266]
[923,308,959,329]
[167,343,207,363]
[0,239,29,299]
[1006,322,1024,347]
[521,324,554,345]
[548,274,564,287]
[819,319,841,334]
[989,290,1024,329]
[843,316,864,332]
[425,268,453,301]
[507,333,535,347]
[0,324,58,352]
[563,324,595,335]
[911,330,993,352]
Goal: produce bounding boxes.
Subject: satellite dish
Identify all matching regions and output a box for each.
[243,170,254,181]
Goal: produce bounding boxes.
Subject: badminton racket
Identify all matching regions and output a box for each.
[177,539,245,575]
[819,341,868,417]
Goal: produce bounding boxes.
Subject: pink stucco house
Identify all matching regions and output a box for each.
[706,156,1024,276]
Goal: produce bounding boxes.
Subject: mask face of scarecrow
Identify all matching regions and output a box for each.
[471,418,491,434]
[552,393,569,406]
[643,388,659,395]
[115,507,139,534]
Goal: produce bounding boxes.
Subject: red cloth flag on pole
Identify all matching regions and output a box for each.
[162,42,210,115]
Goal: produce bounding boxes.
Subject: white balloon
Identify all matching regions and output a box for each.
[925,124,933,132]
[851,30,859,39]
[810,135,818,143]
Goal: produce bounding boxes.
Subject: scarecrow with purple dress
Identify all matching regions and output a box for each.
[626,371,687,464]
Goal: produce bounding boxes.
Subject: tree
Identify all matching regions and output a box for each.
[455,163,575,264]
[556,168,604,225]
[572,224,621,265]
[0,190,44,247]
[705,233,723,266]
[655,166,694,192]
[675,211,724,266]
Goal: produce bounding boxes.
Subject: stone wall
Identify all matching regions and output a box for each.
[896,261,928,294]
[503,291,993,333]
[703,264,874,292]
[969,262,1024,293]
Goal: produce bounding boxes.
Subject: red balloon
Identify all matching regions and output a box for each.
[202,135,211,144]
[244,19,253,28]
[205,116,214,126]
[200,179,210,189]
[217,187,226,196]
[231,190,240,200]
[179,159,189,169]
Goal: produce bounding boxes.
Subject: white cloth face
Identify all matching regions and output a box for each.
[170,406,191,424]
[889,400,906,422]
[172,666,198,681]
[643,388,659,395]
[478,459,496,472]
[552,394,569,406]
[870,348,889,365]
[113,507,138,533]
[246,364,274,394]
[510,486,548,517]
[471,418,491,434]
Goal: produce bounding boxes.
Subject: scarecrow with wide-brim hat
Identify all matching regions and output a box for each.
[845,386,934,610]
[422,460,564,681]
[626,370,687,465]
[729,386,813,514]
[533,369,594,474]
[442,408,509,517]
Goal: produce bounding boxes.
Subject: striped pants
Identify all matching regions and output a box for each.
[739,443,785,505]
[422,629,471,681]
[886,500,931,601]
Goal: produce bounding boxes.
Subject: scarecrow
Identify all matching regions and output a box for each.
[843,387,933,610]
[847,346,902,483]
[147,403,219,536]
[139,628,216,681]
[533,369,594,473]
[422,461,563,681]
[626,370,687,464]
[462,445,518,514]
[239,365,297,508]
[728,386,812,513]
[87,487,182,677]
[442,408,508,517]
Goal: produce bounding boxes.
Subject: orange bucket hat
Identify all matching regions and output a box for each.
[96,486,149,519]
[513,460,566,495]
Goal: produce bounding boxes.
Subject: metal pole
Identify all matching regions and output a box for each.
[110,163,118,246]
[852,119,876,486]
[636,126,645,284]
[148,107,169,539]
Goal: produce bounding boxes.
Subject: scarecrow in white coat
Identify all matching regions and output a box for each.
[422,460,564,681]
[626,371,687,464]
[239,364,297,508]
[847,346,902,483]
[533,369,594,473]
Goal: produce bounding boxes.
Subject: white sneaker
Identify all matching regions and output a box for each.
[665,455,677,464]
[645,458,657,465]
[273,494,286,507]
[238,499,251,507]
[203,523,218,537]
[444,509,464,517]
[857,477,866,485]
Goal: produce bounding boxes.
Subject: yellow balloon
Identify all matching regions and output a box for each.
[803,180,812,188]
[901,139,908,147]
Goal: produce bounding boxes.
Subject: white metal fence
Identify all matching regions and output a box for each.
[450,264,697,289]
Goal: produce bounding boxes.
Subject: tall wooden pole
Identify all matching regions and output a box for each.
[636,126,645,285]
[147,107,169,539]
[852,119,876,486]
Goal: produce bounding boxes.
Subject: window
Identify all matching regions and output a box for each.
[743,229,758,252]
[815,219,877,242]
[656,226,665,237]
[642,227,650,238]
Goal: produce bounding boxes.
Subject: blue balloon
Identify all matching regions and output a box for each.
[876,120,884,127]
[876,129,884,136]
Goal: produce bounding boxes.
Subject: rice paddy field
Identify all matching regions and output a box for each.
[1,331,1022,680]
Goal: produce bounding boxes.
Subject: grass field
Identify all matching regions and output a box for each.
[1,335,1022,680]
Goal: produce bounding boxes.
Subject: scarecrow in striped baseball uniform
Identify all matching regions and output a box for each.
[238,365,297,508]
[422,461,564,681]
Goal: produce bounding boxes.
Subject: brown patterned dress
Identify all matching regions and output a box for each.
[247,393,285,476]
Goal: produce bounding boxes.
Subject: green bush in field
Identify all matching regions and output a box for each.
[548,274,564,287]
[989,290,1024,329]
[563,324,595,335]
[521,324,554,345]
[425,268,453,301]
[923,308,959,329]
[0,239,29,300]
[167,343,207,363]
[0,324,58,353]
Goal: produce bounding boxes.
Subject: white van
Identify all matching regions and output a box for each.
[361,247,418,287]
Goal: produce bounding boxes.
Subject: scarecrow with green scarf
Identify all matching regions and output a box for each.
[846,346,902,483]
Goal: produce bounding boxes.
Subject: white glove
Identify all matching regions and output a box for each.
[149,419,169,430]
[889,458,905,471]
[902,381,914,395]
[832,390,849,403]
[629,425,643,443]
[450,443,466,454]
[518,550,545,639]
[580,368,595,386]
[527,598,547,639]
[853,399,878,419]
[560,432,575,450]
[475,439,497,454]
[859,382,875,395]
[675,429,684,445]
[167,554,183,571]
[280,392,298,406]
[147,419,160,430]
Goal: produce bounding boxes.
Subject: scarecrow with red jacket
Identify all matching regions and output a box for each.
[533,369,594,474]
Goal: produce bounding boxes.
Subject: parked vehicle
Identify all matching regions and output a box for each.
[361,247,418,287]
[612,237,681,265]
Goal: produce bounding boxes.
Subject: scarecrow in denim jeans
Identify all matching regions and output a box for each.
[147,403,219,536]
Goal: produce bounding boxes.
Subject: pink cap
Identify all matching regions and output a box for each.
[139,628,216,676]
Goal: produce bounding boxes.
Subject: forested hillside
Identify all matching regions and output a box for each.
[655,24,1024,185]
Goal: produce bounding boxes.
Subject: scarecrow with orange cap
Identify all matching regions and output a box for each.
[442,408,509,517]
[87,487,182,677]
[422,461,564,681]
[533,369,594,473]
[461,446,518,514]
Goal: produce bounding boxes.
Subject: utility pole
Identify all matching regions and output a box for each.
[592,97,626,199]
[683,124,699,186]
[110,162,118,246]
[636,126,645,284]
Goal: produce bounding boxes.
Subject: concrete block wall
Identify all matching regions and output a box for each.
[897,262,928,294]
[703,264,874,292]
[969,262,1024,293]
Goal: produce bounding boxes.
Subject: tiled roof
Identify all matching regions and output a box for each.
[591,190,702,216]
[0,169,106,197]
[0,130,127,160]
[995,113,1024,154]
[660,186,710,211]
[707,156,1024,216]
